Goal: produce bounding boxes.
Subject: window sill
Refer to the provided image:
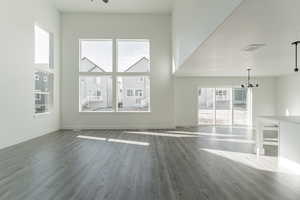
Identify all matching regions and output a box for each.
[117,111,151,113]
[79,111,151,114]
[34,112,51,118]
[79,111,114,113]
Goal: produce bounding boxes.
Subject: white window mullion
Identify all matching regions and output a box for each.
[214,88,216,125]
[231,88,234,126]
[112,38,117,112]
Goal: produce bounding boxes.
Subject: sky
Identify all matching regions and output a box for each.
[35,25,50,64]
[81,40,149,72]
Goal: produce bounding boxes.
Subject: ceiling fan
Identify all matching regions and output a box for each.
[90,0,109,3]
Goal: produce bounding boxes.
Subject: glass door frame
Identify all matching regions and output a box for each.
[198,87,252,126]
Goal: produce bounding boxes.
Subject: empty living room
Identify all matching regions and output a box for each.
[1,0,300,199]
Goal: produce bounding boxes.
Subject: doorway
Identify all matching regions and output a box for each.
[198,88,251,126]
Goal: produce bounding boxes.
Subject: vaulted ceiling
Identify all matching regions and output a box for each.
[53,0,300,77]
[53,0,173,14]
[176,0,300,77]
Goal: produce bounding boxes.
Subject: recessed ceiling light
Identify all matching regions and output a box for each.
[243,44,266,52]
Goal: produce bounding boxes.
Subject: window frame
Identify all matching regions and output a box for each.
[79,38,151,113]
[34,24,54,116]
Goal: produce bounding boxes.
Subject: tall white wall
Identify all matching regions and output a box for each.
[61,14,174,129]
[0,0,61,149]
[175,77,276,127]
[276,73,300,116]
[172,0,242,70]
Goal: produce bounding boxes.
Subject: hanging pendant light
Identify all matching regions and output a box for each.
[241,68,259,88]
[292,41,300,72]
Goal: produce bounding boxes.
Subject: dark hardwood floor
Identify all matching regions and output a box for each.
[0,126,300,200]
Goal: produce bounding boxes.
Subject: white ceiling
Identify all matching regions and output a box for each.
[53,0,173,14]
[176,0,300,77]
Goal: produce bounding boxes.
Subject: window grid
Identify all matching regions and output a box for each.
[79,39,151,113]
[34,25,54,115]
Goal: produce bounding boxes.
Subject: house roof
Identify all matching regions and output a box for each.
[81,57,106,72]
[81,56,149,72]
[124,57,150,72]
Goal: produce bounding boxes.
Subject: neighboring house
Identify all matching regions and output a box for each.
[34,71,50,113]
[80,56,150,111]
[120,57,150,109]
[199,88,247,110]
[80,57,106,72]
[80,57,112,111]
[124,57,150,72]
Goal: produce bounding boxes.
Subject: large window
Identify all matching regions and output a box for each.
[79,39,150,112]
[34,25,54,114]
[198,88,251,126]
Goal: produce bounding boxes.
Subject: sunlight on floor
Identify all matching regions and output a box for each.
[200,148,300,175]
[107,138,149,146]
[167,131,245,138]
[77,135,149,146]
[77,135,106,141]
[124,131,199,138]
[208,138,255,144]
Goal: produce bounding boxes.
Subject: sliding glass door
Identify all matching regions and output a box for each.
[232,88,249,126]
[198,88,215,125]
[198,88,250,126]
[215,88,232,125]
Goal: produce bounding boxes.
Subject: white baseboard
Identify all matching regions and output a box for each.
[0,127,60,150]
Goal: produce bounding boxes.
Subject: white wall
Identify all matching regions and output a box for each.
[0,0,60,149]
[175,77,276,127]
[172,0,242,70]
[276,73,300,116]
[61,14,174,129]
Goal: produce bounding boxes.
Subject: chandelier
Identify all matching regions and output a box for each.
[241,68,259,88]
[292,41,300,72]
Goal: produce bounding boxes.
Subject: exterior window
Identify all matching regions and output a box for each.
[117,39,150,72]
[126,89,134,97]
[35,74,40,81]
[79,76,113,112]
[43,76,48,82]
[79,39,150,112]
[80,40,112,72]
[34,25,54,114]
[135,89,143,97]
[198,88,250,126]
[34,71,53,114]
[79,40,113,112]
[117,76,150,112]
[35,94,41,101]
